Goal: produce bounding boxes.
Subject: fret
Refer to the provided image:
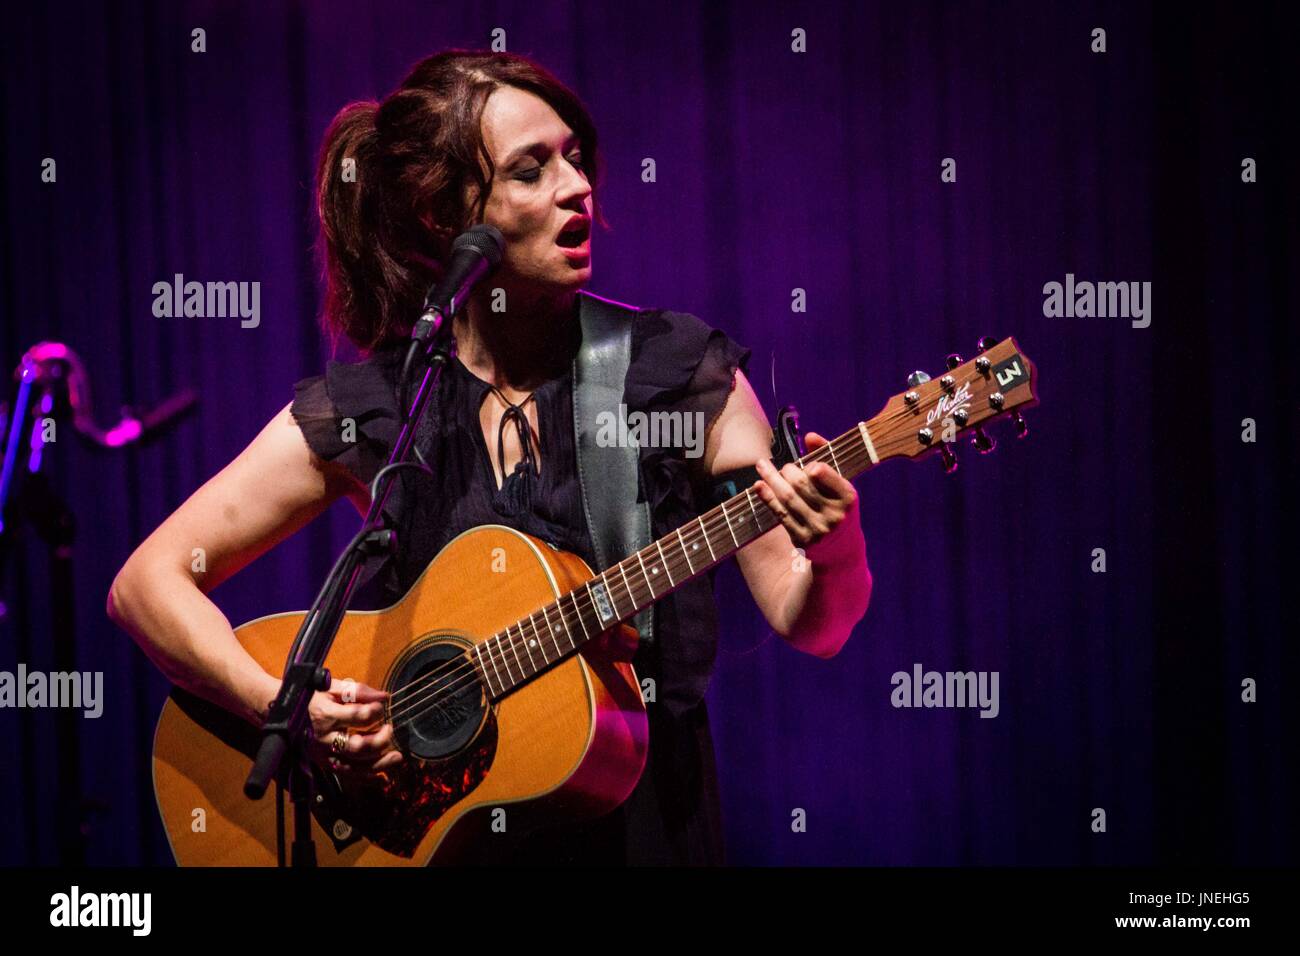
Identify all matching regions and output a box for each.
[826,441,842,474]
[516,621,538,670]
[506,627,525,677]
[616,561,637,614]
[529,611,556,659]
[501,624,517,676]
[656,540,675,587]
[477,643,502,697]
[554,595,580,647]
[515,622,534,666]
[482,635,506,689]
[676,527,695,575]
[530,619,549,662]
[635,550,657,600]
[720,501,740,547]
[542,602,573,651]
[746,489,760,523]
[697,515,717,562]
[568,590,591,639]
[495,633,518,686]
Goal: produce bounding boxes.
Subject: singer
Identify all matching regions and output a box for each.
[107,49,872,865]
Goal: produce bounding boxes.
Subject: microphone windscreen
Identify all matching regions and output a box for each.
[453,224,505,266]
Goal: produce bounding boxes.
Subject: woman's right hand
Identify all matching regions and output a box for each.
[306,678,404,778]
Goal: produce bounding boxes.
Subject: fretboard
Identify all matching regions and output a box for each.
[471,417,882,699]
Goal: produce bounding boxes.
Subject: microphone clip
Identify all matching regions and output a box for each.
[410,308,445,346]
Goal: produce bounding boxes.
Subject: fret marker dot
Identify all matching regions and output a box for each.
[529,639,537,648]
[652,567,659,574]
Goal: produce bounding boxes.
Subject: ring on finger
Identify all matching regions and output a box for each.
[331,730,350,754]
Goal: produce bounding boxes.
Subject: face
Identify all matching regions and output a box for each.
[469,85,593,301]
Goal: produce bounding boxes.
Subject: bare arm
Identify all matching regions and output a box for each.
[701,369,872,658]
[106,402,366,725]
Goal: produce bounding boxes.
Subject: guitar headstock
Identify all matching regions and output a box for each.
[868,336,1039,469]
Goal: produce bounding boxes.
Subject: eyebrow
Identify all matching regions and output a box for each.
[503,131,580,167]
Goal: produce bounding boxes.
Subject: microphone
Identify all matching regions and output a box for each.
[411,224,505,343]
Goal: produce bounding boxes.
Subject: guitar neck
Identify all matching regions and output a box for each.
[470,417,882,699]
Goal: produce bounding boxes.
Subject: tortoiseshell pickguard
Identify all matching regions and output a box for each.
[340,710,498,858]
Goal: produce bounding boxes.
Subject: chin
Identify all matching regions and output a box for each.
[555,265,592,288]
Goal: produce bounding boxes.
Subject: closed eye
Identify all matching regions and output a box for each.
[515,152,585,185]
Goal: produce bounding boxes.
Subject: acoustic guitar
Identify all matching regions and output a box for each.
[152,336,1038,865]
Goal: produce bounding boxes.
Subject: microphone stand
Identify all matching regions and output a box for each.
[1,343,198,865]
[244,310,454,867]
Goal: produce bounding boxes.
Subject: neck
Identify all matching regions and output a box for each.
[454,286,581,391]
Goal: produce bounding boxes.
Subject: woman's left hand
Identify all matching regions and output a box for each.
[752,431,862,561]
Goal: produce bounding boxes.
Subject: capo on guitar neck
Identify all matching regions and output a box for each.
[706,405,804,507]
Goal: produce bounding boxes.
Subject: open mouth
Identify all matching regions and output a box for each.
[556,219,590,248]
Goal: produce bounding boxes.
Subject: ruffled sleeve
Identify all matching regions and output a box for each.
[626,309,751,422]
[290,346,406,488]
[625,309,754,515]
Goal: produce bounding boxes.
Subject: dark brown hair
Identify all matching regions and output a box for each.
[315,49,603,352]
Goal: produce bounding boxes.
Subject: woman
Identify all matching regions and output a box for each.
[107,49,872,865]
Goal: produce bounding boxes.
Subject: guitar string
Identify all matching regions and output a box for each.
[379,389,955,728]
[380,442,855,726]
[381,442,882,734]
[379,437,880,730]
[380,391,966,731]
[382,465,857,732]
[375,378,986,729]
[380,389,948,722]
[381,433,860,712]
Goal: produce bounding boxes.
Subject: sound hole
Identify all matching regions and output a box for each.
[388,638,487,761]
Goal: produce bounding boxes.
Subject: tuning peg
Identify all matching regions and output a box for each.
[906,370,931,388]
[945,353,962,370]
[971,426,996,454]
[939,443,958,473]
[976,335,998,352]
[1012,411,1029,438]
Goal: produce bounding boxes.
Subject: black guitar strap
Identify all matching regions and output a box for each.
[572,291,655,646]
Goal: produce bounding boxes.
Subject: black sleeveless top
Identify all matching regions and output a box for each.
[290,295,751,864]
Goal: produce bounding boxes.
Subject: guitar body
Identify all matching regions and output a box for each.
[152,525,649,866]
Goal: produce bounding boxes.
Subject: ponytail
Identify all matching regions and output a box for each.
[316,101,416,352]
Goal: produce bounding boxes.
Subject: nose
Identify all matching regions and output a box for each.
[556,158,592,208]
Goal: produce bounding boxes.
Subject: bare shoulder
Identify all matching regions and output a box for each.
[701,368,774,477]
[252,401,355,483]
[240,401,371,515]
[124,402,365,592]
